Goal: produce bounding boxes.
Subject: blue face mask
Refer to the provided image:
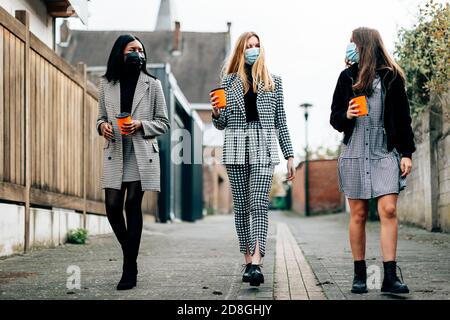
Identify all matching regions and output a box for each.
[346,42,360,64]
[245,47,260,65]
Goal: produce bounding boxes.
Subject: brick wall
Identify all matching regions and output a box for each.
[196,109,213,124]
[291,159,344,215]
[202,147,233,215]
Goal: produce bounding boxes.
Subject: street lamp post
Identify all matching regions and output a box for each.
[300,103,313,217]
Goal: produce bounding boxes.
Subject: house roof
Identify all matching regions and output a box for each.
[58,29,229,104]
[42,0,89,24]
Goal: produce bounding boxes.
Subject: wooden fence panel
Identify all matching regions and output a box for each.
[0,7,160,228]
[0,29,25,186]
[3,29,10,183]
[85,93,104,204]
[1,8,106,215]
[27,54,84,198]
[0,26,4,181]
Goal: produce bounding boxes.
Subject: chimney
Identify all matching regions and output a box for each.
[59,19,71,47]
[225,22,232,54]
[172,21,181,56]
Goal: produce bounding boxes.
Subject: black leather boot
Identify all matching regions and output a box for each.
[351,260,368,294]
[116,260,137,290]
[249,265,264,287]
[242,263,252,283]
[381,261,409,294]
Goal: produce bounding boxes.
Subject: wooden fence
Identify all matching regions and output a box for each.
[0,8,157,251]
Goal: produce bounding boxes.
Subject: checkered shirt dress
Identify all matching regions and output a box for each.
[338,76,406,200]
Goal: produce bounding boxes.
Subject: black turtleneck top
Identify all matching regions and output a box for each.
[244,63,259,122]
[120,67,140,114]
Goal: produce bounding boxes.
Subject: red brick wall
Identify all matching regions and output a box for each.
[202,147,233,215]
[197,110,213,124]
[292,163,306,214]
[291,159,344,215]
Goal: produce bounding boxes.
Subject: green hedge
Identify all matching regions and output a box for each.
[395,0,449,117]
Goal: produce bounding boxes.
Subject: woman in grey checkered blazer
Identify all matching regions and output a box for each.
[211,32,296,287]
[96,35,169,290]
[331,28,415,295]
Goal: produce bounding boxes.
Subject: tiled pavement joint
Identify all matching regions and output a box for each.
[274,222,326,300]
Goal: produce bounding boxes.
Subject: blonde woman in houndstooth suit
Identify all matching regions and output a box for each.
[211,32,296,287]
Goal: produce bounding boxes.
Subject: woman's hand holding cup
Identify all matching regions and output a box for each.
[347,100,360,119]
[121,120,142,135]
[210,93,221,119]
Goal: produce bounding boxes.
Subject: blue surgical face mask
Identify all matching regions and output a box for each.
[346,42,360,64]
[245,47,260,65]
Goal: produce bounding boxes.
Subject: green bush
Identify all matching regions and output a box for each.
[206,207,215,216]
[67,228,88,244]
[395,0,449,117]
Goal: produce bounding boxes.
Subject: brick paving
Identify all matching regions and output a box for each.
[274,222,325,300]
[272,211,450,300]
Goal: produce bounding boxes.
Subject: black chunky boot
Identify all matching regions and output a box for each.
[116,260,137,291]
[249,265,264,287]
[242,263,252,283]
[381,261,409,294]
[351,260,368,294]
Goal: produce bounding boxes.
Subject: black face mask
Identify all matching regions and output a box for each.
[124,51,145,69]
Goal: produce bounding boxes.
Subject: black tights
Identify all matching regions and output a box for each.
[105,181,144,266]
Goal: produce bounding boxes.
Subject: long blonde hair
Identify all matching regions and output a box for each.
[223,32,274,93]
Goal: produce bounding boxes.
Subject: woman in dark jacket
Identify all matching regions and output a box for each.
[330,27,415,295]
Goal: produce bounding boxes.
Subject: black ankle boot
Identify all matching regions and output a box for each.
[381,261,409,294]
[351,260,368,294]
[242,263,252,283]
[249,265,264,287]
[116,261,137,291]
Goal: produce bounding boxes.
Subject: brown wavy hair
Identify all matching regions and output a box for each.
[350,27,406,94]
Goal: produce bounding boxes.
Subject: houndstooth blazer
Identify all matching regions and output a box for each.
[212,73,294,165]
[96,72,170,191]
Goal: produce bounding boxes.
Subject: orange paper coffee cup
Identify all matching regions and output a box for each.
[116,112,132,135]
[351,95,368,117]
[210,88,227,109]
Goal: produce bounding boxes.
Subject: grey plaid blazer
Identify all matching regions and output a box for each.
[96,72,170,191]
[212,73,294,165]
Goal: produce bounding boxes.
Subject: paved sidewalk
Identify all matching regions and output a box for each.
[0,215,290,300]
[2,211,446,300]
[272,211,450,300]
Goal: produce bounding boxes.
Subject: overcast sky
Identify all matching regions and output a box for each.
[65,0,443,169]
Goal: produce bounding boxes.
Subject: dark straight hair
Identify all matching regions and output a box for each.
[104,34,154,83]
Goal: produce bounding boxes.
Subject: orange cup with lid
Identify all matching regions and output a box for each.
[116,112,132,135]
[210,87,227,109]
[351,95,368,117]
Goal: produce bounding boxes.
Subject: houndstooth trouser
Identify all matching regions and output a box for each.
[225,121,274,257]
